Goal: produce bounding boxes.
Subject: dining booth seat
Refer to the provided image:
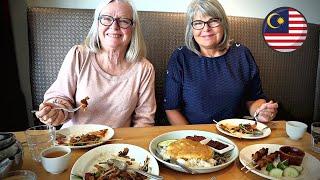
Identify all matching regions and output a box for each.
[27,7,320,127]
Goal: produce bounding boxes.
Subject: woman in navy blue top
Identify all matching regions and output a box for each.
[164,0,278,125]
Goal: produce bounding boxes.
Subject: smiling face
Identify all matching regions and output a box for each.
[98,1,133,50]
[192,12,224,52]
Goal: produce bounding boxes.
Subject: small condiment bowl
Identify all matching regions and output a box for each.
[40,146,71,174]
[286,121,307,140]
[279,146,305,166]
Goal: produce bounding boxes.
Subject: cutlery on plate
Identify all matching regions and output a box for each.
[170,158,198,174]
[154,149,198,174]
[99,158,163,180]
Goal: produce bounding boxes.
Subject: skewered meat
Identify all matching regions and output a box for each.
[252,147,269,162]
[255,151,279,170]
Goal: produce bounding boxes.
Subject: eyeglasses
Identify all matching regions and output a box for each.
[191,18,221,30]
[98,15,133,29]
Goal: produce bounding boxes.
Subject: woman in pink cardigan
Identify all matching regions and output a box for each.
[35,0,156,128]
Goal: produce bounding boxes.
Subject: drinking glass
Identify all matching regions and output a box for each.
[311,122,320,153]
[24,125,56,162]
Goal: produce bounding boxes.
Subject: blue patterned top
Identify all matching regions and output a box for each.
[164,43,266,124]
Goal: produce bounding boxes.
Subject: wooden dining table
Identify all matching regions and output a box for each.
[14,121,320,180]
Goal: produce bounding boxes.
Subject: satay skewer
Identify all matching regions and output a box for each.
[241,147,268,171]
[245,151,279,173]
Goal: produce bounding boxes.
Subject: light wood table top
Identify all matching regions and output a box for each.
[14,121,320,180]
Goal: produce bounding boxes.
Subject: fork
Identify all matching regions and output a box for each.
[154,149,198,174]
[31,105,82,113]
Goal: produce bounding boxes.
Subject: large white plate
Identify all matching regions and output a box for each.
[70,143,160,180]
[56,124,114,149]
[239,144,320,180]
[216,118,271,139]
[149,130,239,174]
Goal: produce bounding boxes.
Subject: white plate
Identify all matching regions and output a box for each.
[216,118,271,139]
[56,124,114,149]
[70,143,160,180]
[149,130,239,174]
[239,144,320,180]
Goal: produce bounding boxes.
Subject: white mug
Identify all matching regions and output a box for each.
[40,146,71,174]
[286,121,308,140]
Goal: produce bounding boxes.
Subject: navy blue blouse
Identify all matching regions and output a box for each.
[164,43,266,124]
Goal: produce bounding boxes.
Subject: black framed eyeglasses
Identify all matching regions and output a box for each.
[191,18,221,30]
[98,15,133,29]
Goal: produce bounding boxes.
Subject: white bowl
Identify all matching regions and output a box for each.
[286,121,308,140]
[149,130,239,174]
[40,146,71,174]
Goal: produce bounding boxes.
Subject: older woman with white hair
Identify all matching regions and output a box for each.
[35,0,156,128]
[164,0,278,125]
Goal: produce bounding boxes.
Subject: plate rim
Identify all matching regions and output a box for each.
[56,124,115,149]
[216,118,271,139]
[148,129,239,173]
[70,143,160,180]
[239,143,320,180]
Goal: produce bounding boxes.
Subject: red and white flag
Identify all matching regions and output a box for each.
[263,7,308,52]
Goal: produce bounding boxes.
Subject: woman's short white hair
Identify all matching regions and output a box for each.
[185,0,230,56]
[84,0,146,62]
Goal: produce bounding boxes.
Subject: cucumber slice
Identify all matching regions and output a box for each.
[157,139,177,148]
[289,165,303,172]
[283,167,300,177]
[269,168,283,178]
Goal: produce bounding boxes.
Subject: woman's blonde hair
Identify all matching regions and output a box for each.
[185,0,230,55]
[84,0,146,62]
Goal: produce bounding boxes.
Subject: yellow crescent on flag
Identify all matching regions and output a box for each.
[267,13,281,29]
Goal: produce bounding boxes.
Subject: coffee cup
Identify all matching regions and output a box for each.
[286,121,307,140]
[40,146,71,174]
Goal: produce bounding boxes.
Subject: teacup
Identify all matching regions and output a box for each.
[286,121,307,140]
[40,146,71,174]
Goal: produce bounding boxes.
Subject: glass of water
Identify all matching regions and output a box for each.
[24,125,56,162]
[311,122,320,153]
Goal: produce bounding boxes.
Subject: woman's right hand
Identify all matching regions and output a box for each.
[35,102,65,126]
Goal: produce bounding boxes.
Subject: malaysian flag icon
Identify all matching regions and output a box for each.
[263,7,308,52]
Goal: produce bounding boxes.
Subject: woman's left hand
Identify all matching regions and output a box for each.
[255,100,278,123]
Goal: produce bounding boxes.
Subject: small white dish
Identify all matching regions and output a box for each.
[286,121,307,140]
[40,146,71,174]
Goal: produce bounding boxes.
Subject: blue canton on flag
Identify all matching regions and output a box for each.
[263,7,308,52]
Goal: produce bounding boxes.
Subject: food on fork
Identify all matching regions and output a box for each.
[80,96,90,111]
[56,129,108,146]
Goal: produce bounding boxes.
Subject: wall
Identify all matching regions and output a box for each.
[8,0,320,126]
